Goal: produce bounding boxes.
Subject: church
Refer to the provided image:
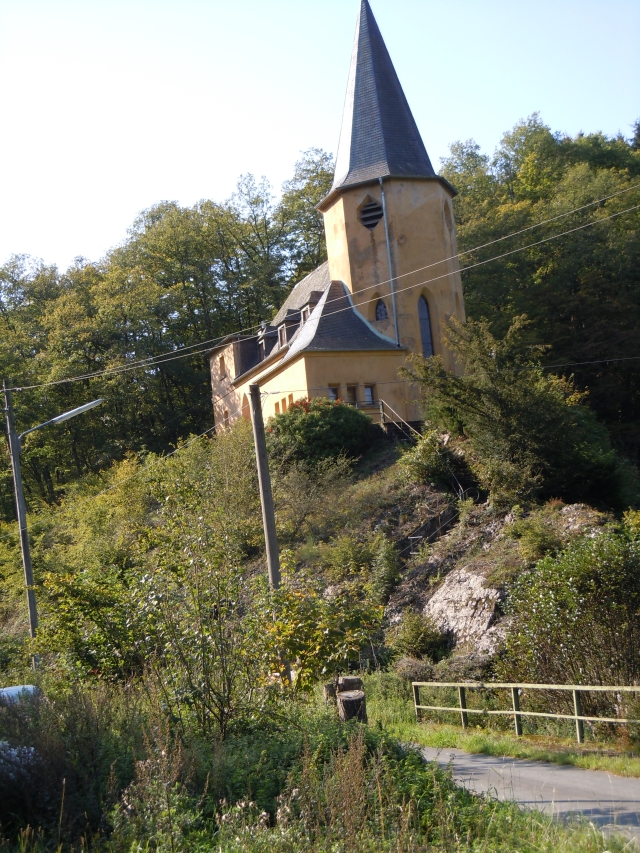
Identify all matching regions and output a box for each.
[208,0,465,429]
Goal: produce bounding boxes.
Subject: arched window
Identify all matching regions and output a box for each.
[375,299,388,321]
[418,296,434,357]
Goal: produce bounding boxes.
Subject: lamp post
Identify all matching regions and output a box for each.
[2,380,103,661]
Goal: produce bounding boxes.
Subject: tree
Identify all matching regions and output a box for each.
[403,315,634,509]
[278,148,334,283]
[266,398,385,467]
[0,155,335,519]
[441,115,640,462]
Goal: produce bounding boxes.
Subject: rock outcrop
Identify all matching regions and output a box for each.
[422,567,505,655]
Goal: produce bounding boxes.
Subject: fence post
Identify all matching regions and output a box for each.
[413,684,421,721]
[511,687,523,736]
[573,689,585,744]
[458,686,468,729]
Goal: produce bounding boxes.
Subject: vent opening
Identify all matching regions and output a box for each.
[359,200,384,230]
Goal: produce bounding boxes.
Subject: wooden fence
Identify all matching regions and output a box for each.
[412,681,640,743]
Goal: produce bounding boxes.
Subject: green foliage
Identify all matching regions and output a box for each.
[386,612,448,662]
[266,397,385,467]
[32,422,261,694]
[257,553,383,690]
[441,115,640,462]
[400,430,457,488]
[0,150,334,520]
[499,511,640,716]
[320,533,399,605]
[506,504,565,561]
[273,455,353,542]
[404,315,635,509]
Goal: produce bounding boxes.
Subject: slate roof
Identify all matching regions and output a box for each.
[332,0,437,191]
[271,261,331,326]
[283,279,399,362]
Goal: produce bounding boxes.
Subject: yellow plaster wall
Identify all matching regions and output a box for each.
[215,348,423,429]
[321,177,465,372]
[302,350,421,422]
[245,357,310,421]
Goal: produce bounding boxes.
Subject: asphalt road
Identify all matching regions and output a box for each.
[422,746,640,841]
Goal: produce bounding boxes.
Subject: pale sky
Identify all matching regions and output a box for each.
[1,0,638,272]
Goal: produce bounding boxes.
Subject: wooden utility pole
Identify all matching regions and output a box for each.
[3,380,38,646]
[248,384,280,589]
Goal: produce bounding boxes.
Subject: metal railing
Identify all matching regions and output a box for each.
[412,681,640,743]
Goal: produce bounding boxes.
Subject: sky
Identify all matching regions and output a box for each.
[0,0,638,272]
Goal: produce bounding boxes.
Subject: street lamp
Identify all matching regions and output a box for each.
[2,380,103,660]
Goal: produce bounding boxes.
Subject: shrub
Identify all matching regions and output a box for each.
[399,430,457,488]
[506,505,565,561]
[266,397,385,467]
[320,533,399,604]
[386,612,449,662]
[403,315,637,509]
[498,510,640,718]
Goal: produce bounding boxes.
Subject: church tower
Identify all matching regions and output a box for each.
[318,0,465,371]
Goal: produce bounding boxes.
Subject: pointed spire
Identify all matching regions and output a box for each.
[332,0,436,191]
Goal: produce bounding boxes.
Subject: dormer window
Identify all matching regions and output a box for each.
[301,306,310,324]
[278,325,287,347]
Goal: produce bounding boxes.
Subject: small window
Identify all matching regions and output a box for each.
[301,306,310,324]
[275,401,280,415]
[418,296,434,358]
[346,385,357,404]
[328,385,339,402]
[359,199,384,230]
[219,355,226,378]
[278,325,287,347]
[375,299,388,321]
[288,394,294,407]
[281,397,287,412]
[364,385,375,405]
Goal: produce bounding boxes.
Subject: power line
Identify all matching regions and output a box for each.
[7,189,639,394]
[0,391,242,545]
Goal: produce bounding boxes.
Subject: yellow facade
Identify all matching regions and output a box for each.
[211,344,417,426]
[320,177,465,373]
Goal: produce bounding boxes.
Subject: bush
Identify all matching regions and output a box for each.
[320,533,399,604]
[266,397,385,467]
[386,612,449,662]
[403,315,637,509]
[498,510,640,718]
[400,430,457,488]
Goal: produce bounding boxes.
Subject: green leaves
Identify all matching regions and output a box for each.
[266,397,385,467]
[500,512,640,708]
[0,150,335,519]
[441,115,640,461]
[404,316,634,508]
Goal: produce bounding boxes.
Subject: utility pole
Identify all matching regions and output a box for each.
[2,384,103,668]
[248,384,280,589]
[3,380,38,645]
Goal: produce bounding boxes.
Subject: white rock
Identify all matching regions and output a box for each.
[423,568,504,655]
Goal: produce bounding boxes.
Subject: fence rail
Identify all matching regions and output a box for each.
[412,681,640,743]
